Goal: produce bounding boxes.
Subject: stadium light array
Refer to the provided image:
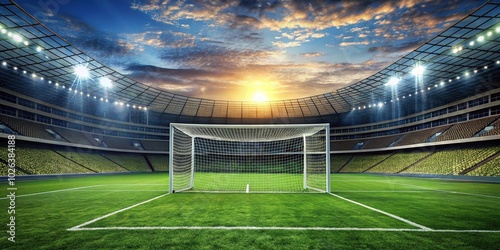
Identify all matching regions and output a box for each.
[0,60,148,112]
[352,60,498,112]
[452,25,500,54]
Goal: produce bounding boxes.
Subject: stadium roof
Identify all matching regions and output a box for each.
[0,0,500,120]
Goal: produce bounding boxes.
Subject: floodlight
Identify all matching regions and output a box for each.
[23,41,29,46]
[469,41,475,46]
[412,65,425,76]
[99,77,112,88]
[477,36,484,42]
[74,65,89,79]
[496,27,500,33]
[386,76,400,86]
[1,29,6,34]
[487,31,493,37]
[12,33,22,43]
[1,61,6,66]
[36,46,43,52]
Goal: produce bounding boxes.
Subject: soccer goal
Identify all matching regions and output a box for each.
[169,123,330,193]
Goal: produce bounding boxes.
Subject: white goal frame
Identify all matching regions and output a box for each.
[169,123,330,193]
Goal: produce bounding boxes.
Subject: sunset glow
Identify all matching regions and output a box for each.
[253,92,268,102]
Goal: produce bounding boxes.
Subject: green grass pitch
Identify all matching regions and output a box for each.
[1,172,499,249]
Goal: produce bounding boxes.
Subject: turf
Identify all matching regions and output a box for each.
[1,173,499,249]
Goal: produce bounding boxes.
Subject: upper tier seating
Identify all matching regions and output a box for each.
[436,116,499,142]
[396,125,450,146]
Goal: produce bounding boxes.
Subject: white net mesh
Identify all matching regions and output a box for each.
[169,124,330,193]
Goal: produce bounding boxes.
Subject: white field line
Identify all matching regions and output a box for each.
[333,191,433,193]
[68,226,500,233]
[328,193,432,230]
[68,193,169,230]
[0,185,105,199]
[106,184,167,186]
[377,181,500,199]
[70,190,168,192]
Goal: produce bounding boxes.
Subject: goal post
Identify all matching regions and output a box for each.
[169,123,330,193]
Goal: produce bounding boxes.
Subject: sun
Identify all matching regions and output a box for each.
[253,91,268,102]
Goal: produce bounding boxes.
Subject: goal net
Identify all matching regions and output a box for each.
[169,123,330,193]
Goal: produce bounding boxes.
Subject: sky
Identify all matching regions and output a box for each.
[16,0,485,101]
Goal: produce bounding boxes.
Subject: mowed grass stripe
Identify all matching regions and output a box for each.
[86,193,419,229]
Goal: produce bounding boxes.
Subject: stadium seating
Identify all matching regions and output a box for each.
[100,152,152,172]
[339,153,393,173]
[362,134,401,149]
[436,116,499,141]
[330,154,353,172]
[466,155,500,176]
[483,117,500,136]
[51,127,97,146]
[55,150,128,173]
[402,146,500,175]
[14,147,94,175]
[367,151,432,173]
[0,116,65,142]
[396,125,450,146]
[146,154,169,171]
[331,140,364,151]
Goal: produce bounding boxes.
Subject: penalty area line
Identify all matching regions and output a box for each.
[68,193,169,231]
[328,193,432,231]
[67,226,500,233]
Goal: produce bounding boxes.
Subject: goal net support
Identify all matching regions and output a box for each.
[169,123,330,193]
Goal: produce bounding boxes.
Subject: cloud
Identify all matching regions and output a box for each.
[159,44,279,69]
[301,52,324,58]
[340,41,370,47]
[272,41,302,48]
[368,41,424,53]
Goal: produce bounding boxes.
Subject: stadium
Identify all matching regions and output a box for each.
[0,0,499,249]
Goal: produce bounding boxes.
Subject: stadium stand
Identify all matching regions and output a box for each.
[402,146,500,175]
[55,150,128,173]
[436,116,499,142]
[331,140,365,151]
[330,154,353,173]
[482,117,500,136]
[146,154,169,171]
[466,155,500,176]
[100,152,152,172]
[0,116,66,142]
[51,127,97,146]
[339,153,393,173]
[396,125,451,146]
[14,146,94,175]
[362,134,401,149]
[367,151,432,173]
